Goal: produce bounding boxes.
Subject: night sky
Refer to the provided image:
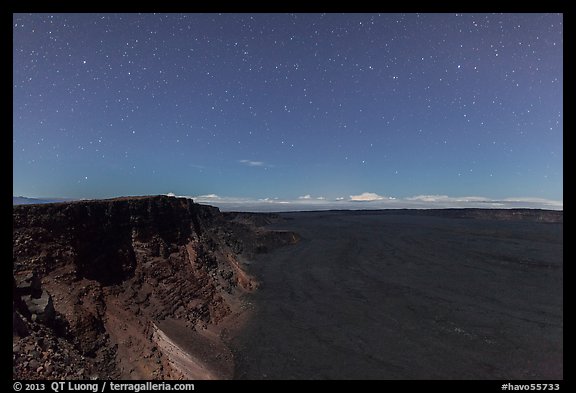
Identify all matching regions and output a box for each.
[13,13,563,210]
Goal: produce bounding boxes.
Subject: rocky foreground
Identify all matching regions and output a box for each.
[12,195,298,380]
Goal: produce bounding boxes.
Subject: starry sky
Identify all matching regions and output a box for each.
[13,13,563,210]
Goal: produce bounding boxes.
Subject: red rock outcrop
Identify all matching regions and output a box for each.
[12,195,298,380]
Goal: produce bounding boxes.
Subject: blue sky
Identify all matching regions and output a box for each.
[13,13,563,210]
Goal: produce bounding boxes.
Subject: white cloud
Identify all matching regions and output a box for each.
[405,194,448,202]
[503,197,560,203]
[502,197,564,208]
[298,194,326,200]
[239,159,265,167]
[196,194,220,199]
[406,195,489,203]
[349,192,386,201]
[402,195,563,209]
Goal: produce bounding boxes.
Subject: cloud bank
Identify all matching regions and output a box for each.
[166,192,562,212]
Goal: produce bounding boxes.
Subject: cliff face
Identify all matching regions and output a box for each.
[12,196,298,380]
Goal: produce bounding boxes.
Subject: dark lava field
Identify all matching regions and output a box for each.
[229,210,563,379]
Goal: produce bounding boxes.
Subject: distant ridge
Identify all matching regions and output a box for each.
[12,196,77,205]
[299,208,563,223]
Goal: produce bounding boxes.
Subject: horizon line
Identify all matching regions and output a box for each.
[13,193,563,212]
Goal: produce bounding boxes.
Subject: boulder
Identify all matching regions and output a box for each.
[22,290,55,324]
[15,271,42,298]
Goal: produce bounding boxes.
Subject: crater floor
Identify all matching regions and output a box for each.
[229,211,563,379]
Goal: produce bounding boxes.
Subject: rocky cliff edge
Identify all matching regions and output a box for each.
[12,195,299,380]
